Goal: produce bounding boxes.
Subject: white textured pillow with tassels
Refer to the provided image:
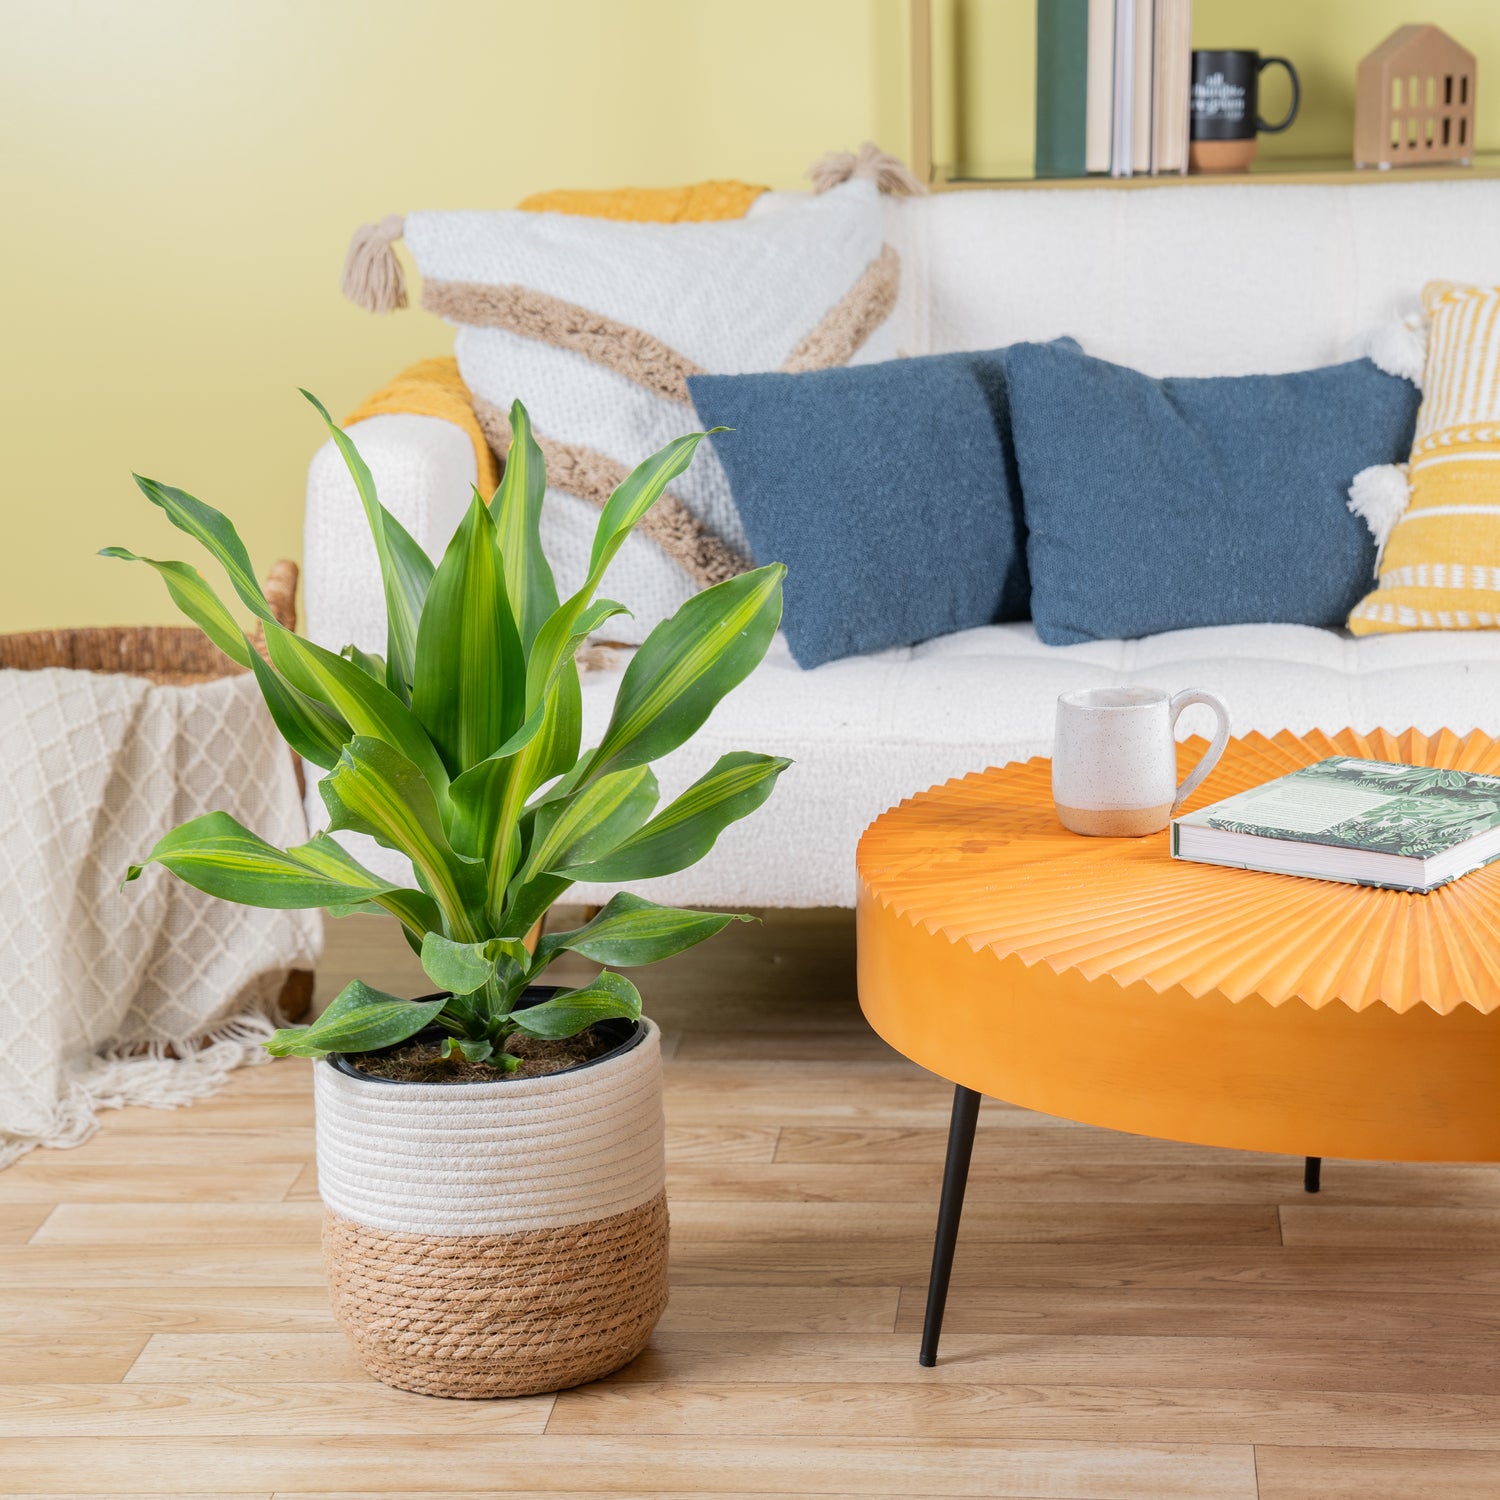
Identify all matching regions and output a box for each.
[347,175,903,642]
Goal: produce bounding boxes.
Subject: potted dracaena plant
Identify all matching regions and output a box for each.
[106,393,787,1399]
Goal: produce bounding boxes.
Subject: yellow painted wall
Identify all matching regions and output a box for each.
[3,0,1497,633]
[0,0,907,632]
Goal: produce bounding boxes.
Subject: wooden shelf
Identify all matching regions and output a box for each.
[909,0,1498,192]
[933,155,1500,191]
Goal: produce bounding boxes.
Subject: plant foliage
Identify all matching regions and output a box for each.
[108,395,788,1067]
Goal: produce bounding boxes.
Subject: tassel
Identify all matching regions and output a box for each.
[1365,312,1428,388]
[807,141,927,196]
[341,213,407,314]
[1347,463,1411,573]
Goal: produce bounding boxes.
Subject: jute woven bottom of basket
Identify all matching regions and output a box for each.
[323,1191,670,1398]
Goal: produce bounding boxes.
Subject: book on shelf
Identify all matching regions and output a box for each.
[1035,0,1089,177]
[1084,0,1115,172]
[1152,0,1191,173]
[1111,0,1135,175]
[1131,0,1155,173]
[1035,0,1191,179]
[1171,757,1500,893]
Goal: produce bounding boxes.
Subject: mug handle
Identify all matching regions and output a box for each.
[1170,689,1232,813]
[1257,56,1300,133]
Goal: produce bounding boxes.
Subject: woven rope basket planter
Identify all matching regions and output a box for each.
[315,1018,668,1398]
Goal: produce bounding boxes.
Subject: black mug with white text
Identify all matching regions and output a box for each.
[1189,50,1300,173]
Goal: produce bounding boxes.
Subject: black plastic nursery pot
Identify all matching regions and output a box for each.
[327,985,645,1085]
[314,984,668,1399]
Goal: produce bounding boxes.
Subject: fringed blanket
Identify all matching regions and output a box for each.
[0,667,321,1165]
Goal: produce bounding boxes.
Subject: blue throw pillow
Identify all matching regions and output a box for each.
[689,347,1050,669]
[1006,342,1421,646]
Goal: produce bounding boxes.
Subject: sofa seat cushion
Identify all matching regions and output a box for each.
[305,616,1500,911]
[564,622,1500,908]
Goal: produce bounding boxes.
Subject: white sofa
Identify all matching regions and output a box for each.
[305,178,1500,909]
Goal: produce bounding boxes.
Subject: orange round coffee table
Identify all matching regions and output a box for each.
[856,727,1500,1365]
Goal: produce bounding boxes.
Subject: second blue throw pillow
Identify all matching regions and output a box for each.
[1006,341,1422,647]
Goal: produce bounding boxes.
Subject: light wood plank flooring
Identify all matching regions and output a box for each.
[5,907,1500,1498]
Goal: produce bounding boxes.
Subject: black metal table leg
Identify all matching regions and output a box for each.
[919,1084,982,1368]
[1304,1155,1322,1193]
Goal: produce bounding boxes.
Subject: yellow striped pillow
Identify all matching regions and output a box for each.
[1348,281,1500,634]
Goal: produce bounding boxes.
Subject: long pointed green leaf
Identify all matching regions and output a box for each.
[410,492,524,776]
[443,598,625,843]
[533,892,749,969]
[529,654,584,787]
[126,814,424,916]
[445,598,628,909]
[265,980,446,1059]
[511,429,714,748]
[246,649,350,770]
[561,752,790,883]
[288,834,440,936]
[132,475,276,623]
[583,565,784,784]
[482,432,719,868]
[99,549,252,669]
[527,765,658,877]
[99,540,355,769]
[497,873,570,942]
[588,431,720,580]
[319,736,484,938]
[489,399,558,651]
[263,621,450,801]
[341,643,387,682]
[510,972,642,1040]
[302,390,434,702]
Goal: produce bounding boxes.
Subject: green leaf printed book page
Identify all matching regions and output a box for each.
[1178,758,1500,860]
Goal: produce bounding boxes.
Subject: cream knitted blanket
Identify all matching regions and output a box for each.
[0,667,322,1165]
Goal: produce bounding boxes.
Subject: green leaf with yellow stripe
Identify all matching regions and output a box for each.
[319,736,485,938]
[131,475,278,624]
[560,751,790,883]
[98,549,253,669]
[587,431,719,581]
[582,564,784,785]
[489,399,558,651]
[265,981,447,1059]
[125,814,437,933]
[532,891,751,969]
[510,972,642,1039]
[410,491,525,776]
[527,764,658,877]
[445,597,628,911]
[301,389,435,703]
[503,429,710,768]
[263,622,450,801]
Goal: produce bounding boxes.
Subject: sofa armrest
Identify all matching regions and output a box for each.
[302,412,477,657]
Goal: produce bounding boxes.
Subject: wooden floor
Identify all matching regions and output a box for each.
[6,909,1500,1497]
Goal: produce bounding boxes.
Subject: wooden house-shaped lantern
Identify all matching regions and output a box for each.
[1356,25,1476,169]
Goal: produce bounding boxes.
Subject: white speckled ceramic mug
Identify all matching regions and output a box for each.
[1052,686,1231,837]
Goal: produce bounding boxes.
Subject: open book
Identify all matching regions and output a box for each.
[1171,757,1500,892]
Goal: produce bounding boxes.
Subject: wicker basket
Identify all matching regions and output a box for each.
[0,559,313,1020]
[315,1018,669,1398]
